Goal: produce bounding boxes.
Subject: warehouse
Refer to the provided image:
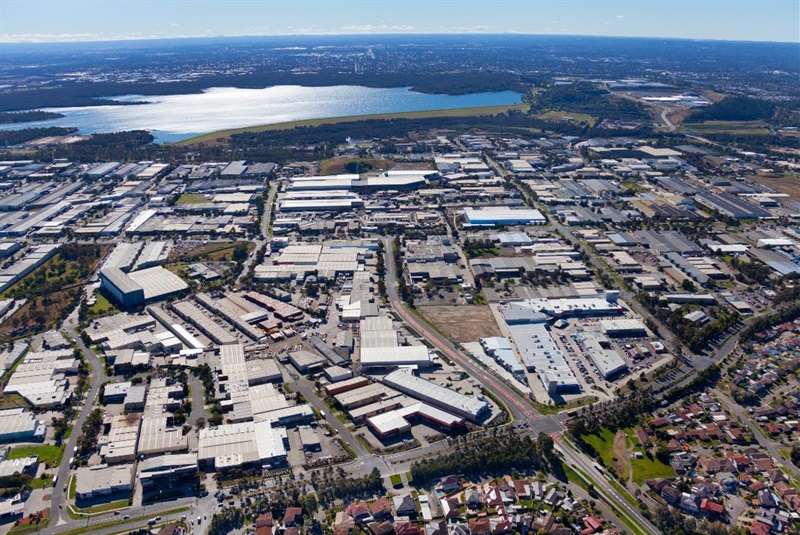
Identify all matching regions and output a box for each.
[197,420,288,471]
[334,382,393,410]
[104,242,143,272]
[464,207,546,226]
[132,241,169,270]
[246,358,282,385]
[171,300,239,345]
[695,191,772,219]
[360,346,432,369]
[324,365,353,383]
[599,319,648,338]
[288,350,327,373]
[138,416,189,457]
[100,413,141,464]
[298,426,321,452]
[4,350,75,408]
[367,402,465,439]
[74,463,134,502]
[577,332,628,379]
[0,408,45,442]
[101,266,188,308]
[382,369,489,422]
[324,376,370,396]
[128,267,189,301]
[0,457,38,478]
[309,335,349,366]
[501,308,579,395]
[138,453,198,491]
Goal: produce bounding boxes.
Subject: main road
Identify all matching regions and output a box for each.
[382,238,660,535]
[48,323,109,527]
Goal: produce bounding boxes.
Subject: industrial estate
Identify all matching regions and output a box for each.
[0,33,799,535]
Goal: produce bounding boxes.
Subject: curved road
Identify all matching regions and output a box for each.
[48,326,109,528]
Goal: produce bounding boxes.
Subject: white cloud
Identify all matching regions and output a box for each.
[339,24,416,33]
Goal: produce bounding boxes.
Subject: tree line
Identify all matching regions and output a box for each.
[410,430,556,485]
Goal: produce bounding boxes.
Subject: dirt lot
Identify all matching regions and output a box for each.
[748,173,800,199]
[417,304,501,343]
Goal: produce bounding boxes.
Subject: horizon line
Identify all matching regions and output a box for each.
[1,31,798,46]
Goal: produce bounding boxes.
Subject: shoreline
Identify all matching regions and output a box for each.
[172,103,529,145]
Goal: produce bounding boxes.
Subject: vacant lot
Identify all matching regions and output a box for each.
[168,241,253,263]
[537,110,597,127]
[0,244,109,339]
[681,120,770,135]
[417,305,501,342]
[318,157,394,176]
[175,193,211,205]
[748,173,800,199]
[8,445,65,468]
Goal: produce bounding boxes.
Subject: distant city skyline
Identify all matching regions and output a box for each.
[1,0,798,44]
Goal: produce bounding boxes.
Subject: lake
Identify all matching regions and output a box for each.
[2,85,523,143]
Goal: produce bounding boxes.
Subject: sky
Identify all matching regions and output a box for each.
[1,0,798,44]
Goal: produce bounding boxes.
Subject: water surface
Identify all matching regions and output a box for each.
[1,85,522,143]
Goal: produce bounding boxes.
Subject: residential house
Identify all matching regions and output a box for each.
[283,507,303,527]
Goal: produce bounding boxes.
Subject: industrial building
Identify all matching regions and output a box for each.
[359,315,432,368]
[0,408,46,442]
[501,306,579,395]
[197,420,288,470]
[100,266,188,308]
[74,463,134,502]
[138,453,198,491]
[4,349,76,408]
[367,402,465,439]
[577,332,628,379]
[599,319,648,338]
[171,300,239,345]
[463,207,546,226]
[382,369,489,422]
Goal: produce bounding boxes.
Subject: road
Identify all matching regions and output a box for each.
[235,181,277,287]
[49,324,109,527]
[290,373,371,458]
[660,107,676,132]
[382,238,660,534]
[713,388,800,479]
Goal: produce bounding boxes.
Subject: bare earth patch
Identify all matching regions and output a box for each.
[612,430,632,481]
[417,305,502,343]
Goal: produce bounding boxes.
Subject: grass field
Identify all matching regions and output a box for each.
[630,455,674,485]
[389,474,403,488]
[87,290,118,317]
[417,305,502,342]
[8,445,64,468]
[174,103,530,145]
[537,110,597,126]
[318,157,394,176]
[0,393,32,410]
[58,506,190,535]
[531,395,598,415]
[582,427,617,471]
[680,120,771,135]
[175,193,211,205]
[70,499,129,518]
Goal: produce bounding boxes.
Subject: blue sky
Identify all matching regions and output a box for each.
[1,0,798,43]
